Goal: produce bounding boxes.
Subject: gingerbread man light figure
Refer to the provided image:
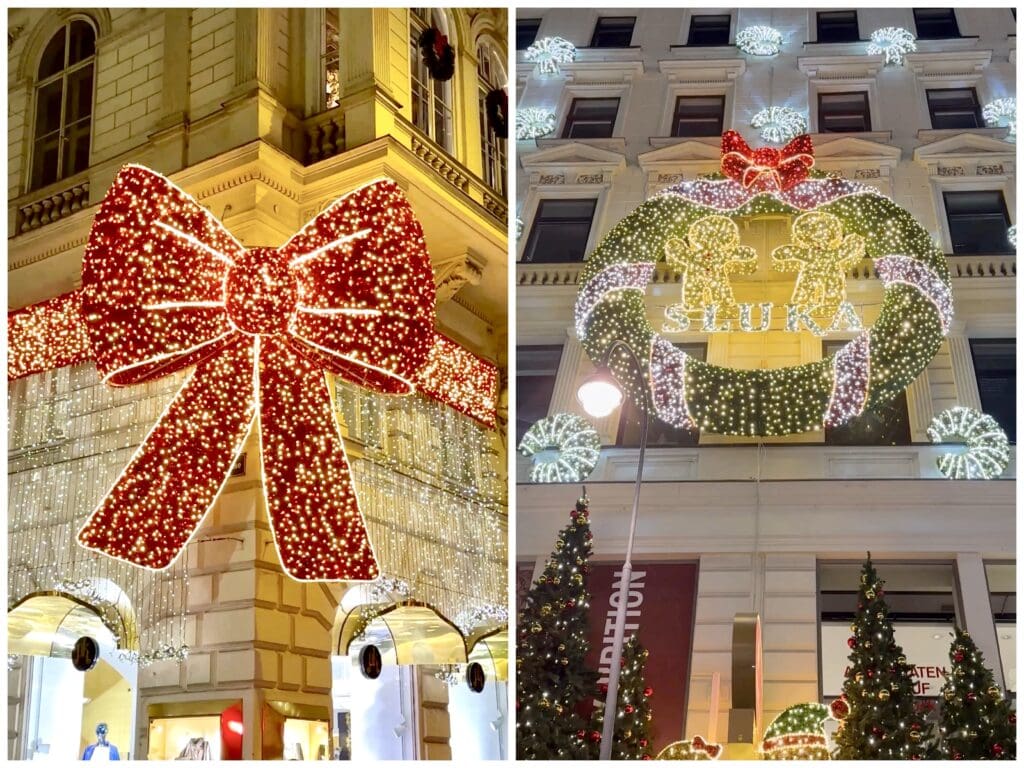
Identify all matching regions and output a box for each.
[771,211,865,316]
[665,214,758,319]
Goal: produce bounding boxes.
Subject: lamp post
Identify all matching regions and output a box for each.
[576,341,650,761]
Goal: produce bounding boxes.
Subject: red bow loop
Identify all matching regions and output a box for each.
[720,130,814,191]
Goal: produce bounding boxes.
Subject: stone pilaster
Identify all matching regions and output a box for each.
[946,334,983,411]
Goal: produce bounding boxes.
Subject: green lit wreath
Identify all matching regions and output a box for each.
[518,413,601,483]
[574,132,952,437]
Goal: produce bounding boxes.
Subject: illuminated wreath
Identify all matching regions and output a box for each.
[927,407,1010,480]
[518,413,601,483]
[574,131,952,437]
[417,27,455,82]
[760,702,832,760]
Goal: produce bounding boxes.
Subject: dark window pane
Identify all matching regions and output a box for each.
[523,198,597,263]
[824,341,910,445]
[34,79,64,138]
[591,16,635,48]
[517,18,541,50]
[38,28,67,80]
[687,14,730,46]
[818,91,871,132]
[516,345,564,443]
[819,562,957,622]
[926,88,981,129]
[944,191,1013,255]
[32,138,60,190]
[65,65,93,123]
[67,20,96,65]
[562,97,619,139]
[672,95,725,137]
[816,10,859,43]
[914,8,960,39]
[970,339,1016,443]
[617,344,706,446]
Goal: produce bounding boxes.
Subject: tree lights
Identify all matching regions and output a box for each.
[927,407,1010,480]
[655,735,722,760]
[866,27,916,66]
[574,132,951,437]
[516,107,557,140]
[518,413,601,483]
[760,703,832,760]
[524,36,577,75]
[735,25,783,56]
[983,97,1016,141]
[751,106,807,144]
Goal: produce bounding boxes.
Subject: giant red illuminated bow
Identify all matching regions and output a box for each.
[690,736,722,759]
[75,166,438,581]
[721,130,814,192]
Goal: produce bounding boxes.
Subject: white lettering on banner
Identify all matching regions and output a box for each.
[598,569,646,686]
[663,302,863,336]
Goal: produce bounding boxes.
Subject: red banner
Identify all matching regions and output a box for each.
[585,562,698,754]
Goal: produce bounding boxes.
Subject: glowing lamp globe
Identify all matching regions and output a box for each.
[577,370,624,418]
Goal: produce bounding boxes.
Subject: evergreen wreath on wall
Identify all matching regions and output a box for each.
[418,27,455,81]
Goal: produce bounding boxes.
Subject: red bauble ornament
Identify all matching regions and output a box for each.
[966,692,977,703]
[829,697,850,720]
[872,726,884,737]
[953,752,963,760]
[599,683,609,695]
[642,756,652,761]
[992,744,1004,756]
[589,731,602,743]
[639,739,648,747]
[577,730,586,740]
[624,705,635,714]
[1010,713,1017,725]
[847,636,857,648]
[643,686,653,697]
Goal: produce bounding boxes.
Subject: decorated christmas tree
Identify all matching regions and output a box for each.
[593,635,655,760]
[938,626,1015,760]
[516,491,599,759]
[832,554,938,759]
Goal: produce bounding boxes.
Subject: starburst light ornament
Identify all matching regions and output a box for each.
[751,106,807,144]
[866,27,916,65]
[524,36,576,75]
[983,97,1017,141]
[516,107,557,140]
[735,25,783,56]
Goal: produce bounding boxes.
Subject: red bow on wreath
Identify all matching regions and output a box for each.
[721,130,814,192]
[75,166,437,581]
[690,736,722,759]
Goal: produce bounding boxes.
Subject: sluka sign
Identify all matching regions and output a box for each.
[585,562,698,755]
[662,301,863,336]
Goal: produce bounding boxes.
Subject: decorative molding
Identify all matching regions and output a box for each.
[937,165,965,177]
[559,59,644,84]
[538,173,565,185]
[434,249,487,305]
[410,135,471,193]
[978,163,1005,176]
[9,236,89,272]
[798,55,885,80]
[904,49,992,79]
[659,58,746,85]
[194,169,301,203]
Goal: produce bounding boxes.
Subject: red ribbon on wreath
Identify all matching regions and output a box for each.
[64,166,440,581]
[721,130,814,192]
[691,736,722,759]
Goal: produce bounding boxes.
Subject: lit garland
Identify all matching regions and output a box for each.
[524,36,577,75]
[665,214,757,318]
[655,735,722,760]
[414,333,499,428]
[866,27,916,66]
[518,413,601,483]
[455,602,509,634]
[516,107,557,140]
[574,132,951,437]
[927,407,1010,480]
[751,107,807,144]
[771,211,865,316]
[735,25,783,56]
[983,97,1016,141]
[760,703,832,760]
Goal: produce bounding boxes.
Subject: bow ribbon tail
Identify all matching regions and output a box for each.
[257,337,379,582]
[77,339,257,569]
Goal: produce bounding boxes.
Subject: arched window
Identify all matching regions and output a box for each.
[409,8,454,153]
[477,42,506,195]
[31,18,96,191]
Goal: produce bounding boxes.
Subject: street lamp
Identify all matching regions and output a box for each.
[576,343,650,761]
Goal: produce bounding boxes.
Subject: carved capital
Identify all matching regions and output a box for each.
[434,249,487,304]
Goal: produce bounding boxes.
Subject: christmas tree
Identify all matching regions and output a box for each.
[516,491,600,759]
[832,554,938,759]
[938,626,1015,760]
[593,635,655,760]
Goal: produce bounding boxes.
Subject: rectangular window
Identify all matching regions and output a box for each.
[818,91,871,133]
[517,18,541,50]
[914,8,960,39]
[819,561,957,699]
[926,88,982,129]
[523,198,597,264]
[561,97,619,139]
[823,341,910,445]
[671,95,726,138]
[591,16,635,48]
[617,344,706,447]
[516,345,564,443]
[687,14,731,46]
[970,339,1016,443]
[816,10,860,43]
[944,191,1013,255]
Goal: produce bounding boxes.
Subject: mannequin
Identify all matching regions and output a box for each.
[82,722,121,761]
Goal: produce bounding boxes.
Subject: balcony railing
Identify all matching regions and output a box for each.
[15,176,90,234]
[302,105,345,164]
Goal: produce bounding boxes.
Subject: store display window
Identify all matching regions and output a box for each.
[262,700,331,761]
[146,700,242,760]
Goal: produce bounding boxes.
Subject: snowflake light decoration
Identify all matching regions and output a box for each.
[518,412,600,483]
[736,26,783,56]
[983,97,1016,141]
[751,106,807,144]
[928,407,1010,480]
[524,36,576,75]
[1009,225,1016,248]
[866,27,916,66]
[516,107,557,140]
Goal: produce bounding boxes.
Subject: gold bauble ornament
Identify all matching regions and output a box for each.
[909,730,922,743]
[988,685,1002,699]
[943,688,956,701]
[540,604,552,616]
[865,588,876,600]
[558,643,566,652]
[571,573,583,585]
[556,538,565,549]
[878,688,891,702]
[530,623,542,634]
[552,577,561,585]
[539,698,550,708]
[897,655,907,665]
